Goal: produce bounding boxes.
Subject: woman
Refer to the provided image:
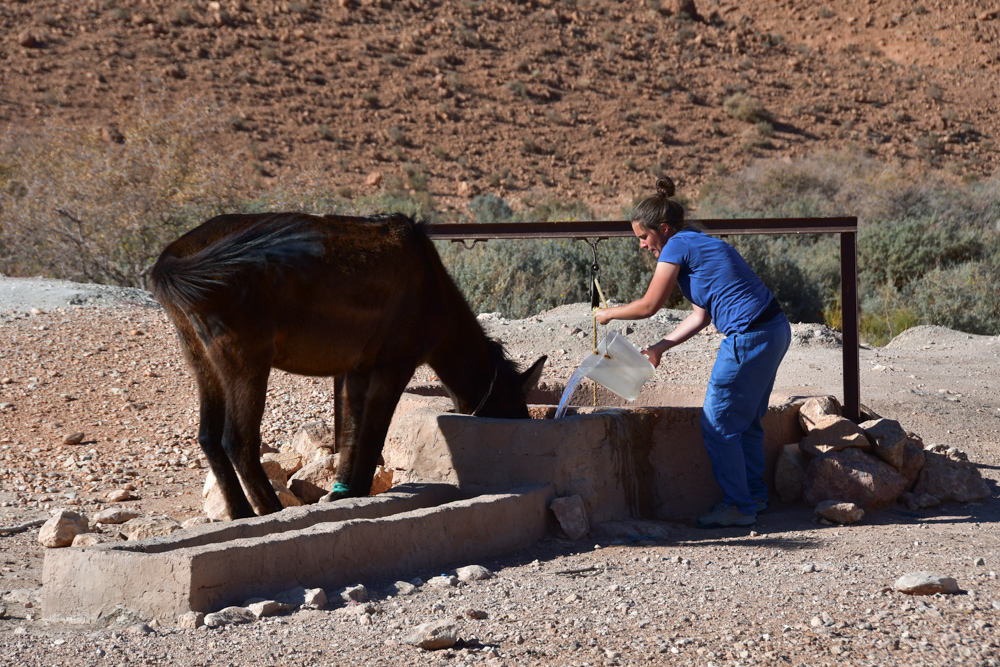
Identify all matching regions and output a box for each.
[596,176,791,528]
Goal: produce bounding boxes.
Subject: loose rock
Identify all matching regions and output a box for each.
[120,515,182,540]
[913,450,990,503]
[335,584,369,604]
[289,454,338,504]
[774,443,808,502]
[203,606,256,627]
[291,420,336,460]
[105,489,134,502]
[274,586,327,609]
[456,565,492,582]
[814,500,865,525]
[38,510,90,548]
[550,495,590,540]
[799,416,872,458]
[404,620,459,650]
[893,572,960,595]
[388,581,418,596]
[797,396,842,432]
[177,611,204,629]
[860,418,907,469]
[93,508,141,525]
[71,533,111,547]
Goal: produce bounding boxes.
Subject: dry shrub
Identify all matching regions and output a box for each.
[0,97,248,287]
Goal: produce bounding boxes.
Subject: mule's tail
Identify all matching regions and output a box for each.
[151,214,323,310]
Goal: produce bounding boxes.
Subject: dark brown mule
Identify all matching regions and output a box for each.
[151,212,545,520]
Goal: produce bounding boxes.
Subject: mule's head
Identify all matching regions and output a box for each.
[473,352,546,420]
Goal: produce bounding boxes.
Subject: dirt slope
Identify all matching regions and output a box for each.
[1,0,997,213]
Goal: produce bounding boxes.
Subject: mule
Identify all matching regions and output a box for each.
[151,212,545,520]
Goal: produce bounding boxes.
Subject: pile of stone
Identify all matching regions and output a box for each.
[202,419,393,520]
[775,397,990,524]
[37,506,198,548]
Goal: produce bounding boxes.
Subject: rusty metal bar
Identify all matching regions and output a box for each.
[426,217,861,421]
[424,217,858,241]
[840,231,861,422]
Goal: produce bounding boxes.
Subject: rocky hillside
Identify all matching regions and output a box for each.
[1,0,998,213]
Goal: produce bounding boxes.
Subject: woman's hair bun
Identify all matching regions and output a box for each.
[655,176,676,199]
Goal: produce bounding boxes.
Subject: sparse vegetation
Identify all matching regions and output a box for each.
[723,92,767,123]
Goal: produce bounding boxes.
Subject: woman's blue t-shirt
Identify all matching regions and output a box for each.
[659,228,775,335]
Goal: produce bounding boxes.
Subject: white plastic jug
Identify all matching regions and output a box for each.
[579,330,656,401]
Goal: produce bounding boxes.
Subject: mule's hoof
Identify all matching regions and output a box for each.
[320,491,348,503]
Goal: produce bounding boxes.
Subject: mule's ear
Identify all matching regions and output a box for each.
[520,356,546,397]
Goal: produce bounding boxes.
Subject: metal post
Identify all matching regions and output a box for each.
[840,231,861,422]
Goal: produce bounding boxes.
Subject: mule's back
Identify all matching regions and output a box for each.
[151,212,445,376]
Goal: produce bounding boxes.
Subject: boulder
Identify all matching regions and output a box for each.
[38,510,90,548]
[803,448,907,510]
[291,420,336,460]
[893,572,960,595]
[797,396,842,432]
[549,495,589,540]
[799,415,871,459]
[860,418,907,469]
[120,515,182,541]
[900,437,926,489]
[289,454,339,504]
[774,443,807,502]
[814,500,864,525]
[261,450,303,478]
[913,451,990,503]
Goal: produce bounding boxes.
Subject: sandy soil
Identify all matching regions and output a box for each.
[0,278,998,666]
[2,0,998,211]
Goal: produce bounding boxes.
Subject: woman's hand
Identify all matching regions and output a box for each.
[642,345,663,368]
[595,308,614,325]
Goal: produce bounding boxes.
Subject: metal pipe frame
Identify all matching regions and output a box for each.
[425,218,861,422]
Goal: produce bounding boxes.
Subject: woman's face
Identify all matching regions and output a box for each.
[631,221,671,257]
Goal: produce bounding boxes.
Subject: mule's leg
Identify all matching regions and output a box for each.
[332,374,344,454]
[213,345,283,518]
[170,313,255,519]
[322,370,368,502]
[344,367,413,498]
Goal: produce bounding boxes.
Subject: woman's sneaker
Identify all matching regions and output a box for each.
[696,502,756,528]
[755,497,769,513]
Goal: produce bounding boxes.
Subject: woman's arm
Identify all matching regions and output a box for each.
[595,261,680,325]
[642,305,711,367]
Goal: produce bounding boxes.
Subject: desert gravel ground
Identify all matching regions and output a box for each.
[0,276,998,667]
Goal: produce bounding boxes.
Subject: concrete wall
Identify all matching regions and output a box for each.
[383,400,807,521]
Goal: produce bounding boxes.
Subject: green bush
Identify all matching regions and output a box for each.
[698,152,1000,337]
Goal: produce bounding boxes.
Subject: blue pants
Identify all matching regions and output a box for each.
[701,313,791,515]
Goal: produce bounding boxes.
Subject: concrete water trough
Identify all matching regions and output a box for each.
[43,483,554,625]
[44,383,808,626]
